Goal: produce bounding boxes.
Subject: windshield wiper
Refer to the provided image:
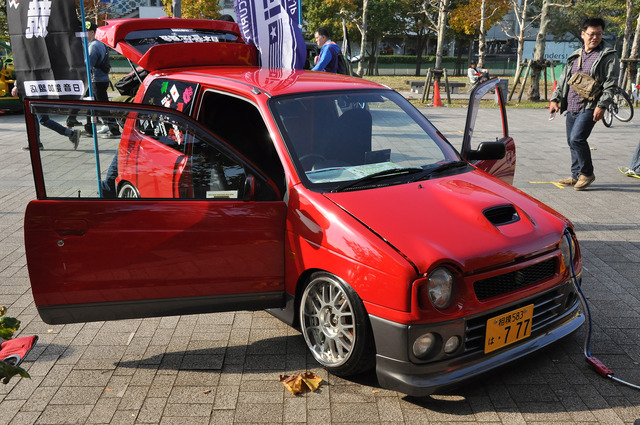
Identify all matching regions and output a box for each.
[333,167,425,192]
[412,160,469,181]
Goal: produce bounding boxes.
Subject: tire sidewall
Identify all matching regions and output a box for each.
[298,271,374,376]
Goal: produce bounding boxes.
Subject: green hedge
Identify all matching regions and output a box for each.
[374,55,459,64]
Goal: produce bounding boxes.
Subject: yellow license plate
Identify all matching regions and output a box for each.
[484,304,533,354]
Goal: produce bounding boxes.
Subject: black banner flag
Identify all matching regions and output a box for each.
[6,0,87,99]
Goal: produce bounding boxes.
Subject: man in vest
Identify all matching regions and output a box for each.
[312,27,340,73]
[549,17,618,191]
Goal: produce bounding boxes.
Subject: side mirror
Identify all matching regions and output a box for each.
[466,141,506,161]
[242,175,255,201]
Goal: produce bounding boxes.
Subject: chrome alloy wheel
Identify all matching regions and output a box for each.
[117,182,140,198]
[300,274,356,368]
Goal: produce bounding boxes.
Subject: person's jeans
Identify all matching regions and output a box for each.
[629,141,640,172]
[39,115,70,137]
[565,110,597,179]
[100,152,118,195]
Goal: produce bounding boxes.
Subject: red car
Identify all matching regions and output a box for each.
[23,19,583,396]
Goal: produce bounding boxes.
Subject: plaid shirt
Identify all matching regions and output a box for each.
[567,45,602,112]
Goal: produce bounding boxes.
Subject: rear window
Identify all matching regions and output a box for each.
[124,28,242,56]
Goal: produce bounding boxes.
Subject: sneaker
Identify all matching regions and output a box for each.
[69,130,80,150]
[66,117,82,127]
[97,125,109,134]
[558,177,577,186]
[574,174,595,191]
[622,167,640,177]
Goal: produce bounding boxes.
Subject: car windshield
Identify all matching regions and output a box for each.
[270,90,461,192]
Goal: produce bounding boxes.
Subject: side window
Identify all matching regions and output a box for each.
[190,138,246,199]
[136,113,187,154]
[198,91,285,196]
[29,101,276,201]
[143,78,198,115]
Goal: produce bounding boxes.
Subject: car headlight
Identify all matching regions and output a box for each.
[427,267,454,310]
[559,233,576,271]
[413,333,437,358]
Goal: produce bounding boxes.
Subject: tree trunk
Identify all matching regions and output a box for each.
[621,0,635,87]
[368,36,380,76]
[529,0,550,101]
[357,0,368,77]
[456,37,464,76]
[478,0,487,68]
[415,28,427,76]
[468,38,474,65]
[513,0,529,84]
[434,0,450,74]
[629,12,640,89]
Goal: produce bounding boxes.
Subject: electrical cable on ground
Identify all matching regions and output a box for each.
[566,231,640,390]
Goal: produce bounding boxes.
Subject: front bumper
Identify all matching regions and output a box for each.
[370,283,584,397]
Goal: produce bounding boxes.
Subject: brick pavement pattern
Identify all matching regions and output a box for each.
[1,107,640,424]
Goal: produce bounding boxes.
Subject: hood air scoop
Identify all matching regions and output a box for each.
[484,205,519,226]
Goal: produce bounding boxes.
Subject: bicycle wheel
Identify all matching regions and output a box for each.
[612,89,634,122]
[603,107,613,127]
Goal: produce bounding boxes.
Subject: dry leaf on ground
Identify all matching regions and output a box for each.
[279,372,322,394]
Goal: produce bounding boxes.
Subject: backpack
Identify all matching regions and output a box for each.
[336,52,348,75]
[115,69,149,96]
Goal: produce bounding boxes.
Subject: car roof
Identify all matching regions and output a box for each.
[153,66,388,98]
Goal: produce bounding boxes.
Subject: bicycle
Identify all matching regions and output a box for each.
[603,86,633,127]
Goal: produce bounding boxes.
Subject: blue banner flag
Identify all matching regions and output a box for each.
[234,0,306,70]
[6,0,87,99]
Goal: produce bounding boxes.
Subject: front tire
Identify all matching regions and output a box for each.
[603,108,613,127]
[299,272,375,376]
[612,89,634,122]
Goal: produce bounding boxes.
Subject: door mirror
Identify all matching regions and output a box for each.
[466,141,506,161]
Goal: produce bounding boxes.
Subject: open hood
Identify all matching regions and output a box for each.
[96,18,259,72]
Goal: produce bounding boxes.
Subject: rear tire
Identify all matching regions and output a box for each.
[299,272,375,376]
[117,182,140,198]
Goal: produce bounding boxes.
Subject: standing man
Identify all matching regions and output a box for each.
[549,17,618,191]
[68,21,120,137]
[311,27,340,73]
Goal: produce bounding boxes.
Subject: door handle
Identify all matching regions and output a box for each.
[53,219,88,236]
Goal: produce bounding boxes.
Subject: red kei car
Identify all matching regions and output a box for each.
[23,19,584,396]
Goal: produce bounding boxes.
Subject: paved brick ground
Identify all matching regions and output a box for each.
[1,105,640,424]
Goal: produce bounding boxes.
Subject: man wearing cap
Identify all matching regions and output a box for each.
[67,21,120,137]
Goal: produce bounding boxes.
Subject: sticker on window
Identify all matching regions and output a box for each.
[206,190,238,199]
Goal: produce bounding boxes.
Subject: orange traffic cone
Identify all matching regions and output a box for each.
[433,80,443,107]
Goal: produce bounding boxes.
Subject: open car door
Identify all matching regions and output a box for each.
[460,78,516,185]
[23,99,286,325]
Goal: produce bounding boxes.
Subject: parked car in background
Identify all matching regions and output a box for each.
[0,42,22,113]
[22,18,584,396]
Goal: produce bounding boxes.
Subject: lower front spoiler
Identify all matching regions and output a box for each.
[374,309,584,397]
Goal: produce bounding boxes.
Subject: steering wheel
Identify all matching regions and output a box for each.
[299,153,326,171]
